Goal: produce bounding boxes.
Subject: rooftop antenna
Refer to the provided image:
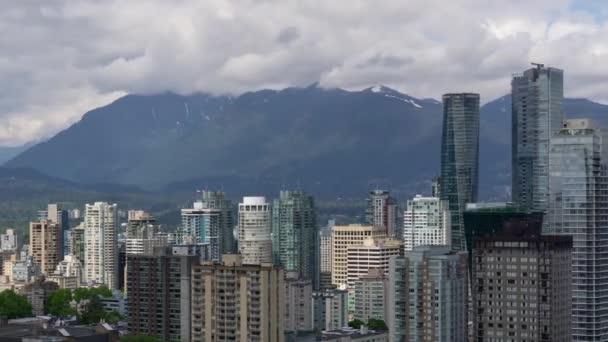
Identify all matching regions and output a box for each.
[531,62,544,69]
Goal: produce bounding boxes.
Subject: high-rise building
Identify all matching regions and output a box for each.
[285,272,314,333]
[353,268,387,322]
[544,119,608,341]
[319,220,334,273]
[512,64,564,212]
[48,255,84,289]
[38,204,70,256]
[238,196,272,265]
[125,212,167,255]
[331,225,386,290]
[1,229,18,252]
[29,221,63,275]
[190,254,285,342]
[313,288,349,332]
[346,238,401,292]
[84,202,118,289]
[403,195,450,250]
[272,191,317,280]
[387,246,468,342]
[472,219,572,342]
[365,190,399,237]
[201,190,236,254]
[440,93,480,251]
[68,223,86,263]
[127,246,200,342]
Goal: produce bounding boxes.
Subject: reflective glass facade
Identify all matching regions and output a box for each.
[545,120,608,341]
[512,65,564,212]
[440,93,480,251]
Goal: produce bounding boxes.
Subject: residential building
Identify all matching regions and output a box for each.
[84,202,118,289]
[387,246,468,342]
[313,289,349,332]
[272,191,317,281]
[190,254,285,342]
[403,195,450,250]
[125,212,167,255]
[48,255,83,288]
[346,238,401,291]
[20,277,59,316]
[472,219,572,342]
[353,268,387,322]
[238,196,272,264]
[100,290,127,316]
[331,225,386,290]
[365,190,399,238]
[29,221,63,275]
[544,119,608,341]
[512,64,564,212]
[1,229,18,252]
[38,204,70,256]
[201,190,236,254]
[440,93,480,251]
[285,272,314,333]
[11,256,41,284]
[319,220,334,274]
[127,246,200,342]
[68,223,86,262]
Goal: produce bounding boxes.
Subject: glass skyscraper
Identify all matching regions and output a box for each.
[544,119,608,341]
[512,64,564,212]
[272,191,317,280]
[440,93,480,251]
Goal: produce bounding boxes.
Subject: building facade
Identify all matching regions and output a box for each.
[353,268,387,322]
[1,229,18,252]
[313,288,349,332]
[331,225,387,290]
[403,195,450,251]
[387,246,468,342]
[285,272,314,333]
[238,197,272,265]
[544,119,608,341]
[84,202,118,289]
[440,93,480,251]
[472,220,572,342]
[272,191,317,281]
[512,64,564,212]
[29,221,63,276]
[190,254,285,342]
[346,238,401,291]
[365,190,399,238]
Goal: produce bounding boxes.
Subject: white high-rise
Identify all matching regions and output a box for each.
[403,195,451,251]
[238,197,272,265]
[84,202,118,289]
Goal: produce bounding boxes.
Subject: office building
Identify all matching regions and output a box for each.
[403,195,450,250]
[353,268,387,322]
[544,119,608,341]
[29,221,63,275]
[512,64,564,212]
[473,220,572,342]
[238,196,272,264]
[346,238,401,291]
[387,246,468,342]
[272,191,317,280]
[127,246,200,342]
[440,93,480,251]
[313,288,349,332]
[365,190,399,237]
[1,229,18,252]
[331,225,386,290]
[190,254,285,342]
[84,202,118,289]
[285,272,314,333]
[319,221,334,274]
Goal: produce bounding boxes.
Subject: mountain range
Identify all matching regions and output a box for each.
[6,84,608,200]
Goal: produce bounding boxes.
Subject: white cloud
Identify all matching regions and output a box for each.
[0,0,607,146]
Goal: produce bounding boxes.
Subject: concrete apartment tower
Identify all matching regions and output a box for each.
[365,190,399,237]
[29,221,63,275]
[84,202,118,289]
[440,93,480,251]
[238,196,272,264]
[403,194,451,251]
[512,64,564,212]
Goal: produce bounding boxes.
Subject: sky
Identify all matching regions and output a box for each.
[1,0,607,146]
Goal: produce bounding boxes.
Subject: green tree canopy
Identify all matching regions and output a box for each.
[367,318,387,330]
[0,290,33,319]
[348,319,365,329]
[47,288,76,317]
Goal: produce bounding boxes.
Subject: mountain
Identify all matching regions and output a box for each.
[6,85,608,199]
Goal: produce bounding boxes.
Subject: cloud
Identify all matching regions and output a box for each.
[0,0,607,146]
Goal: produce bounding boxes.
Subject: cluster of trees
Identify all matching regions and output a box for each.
[0,290,32,319]
[348,318,388,330]
[47,285,123,324]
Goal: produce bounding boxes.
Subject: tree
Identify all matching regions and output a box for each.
[120,334,165,342]
[104,310,124,324]
[348,319,365,329]
[0,290,33,319]
[73,287,91,302]
[90,285,112,298]
[367,318,387,330]
[47,288,76,317]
